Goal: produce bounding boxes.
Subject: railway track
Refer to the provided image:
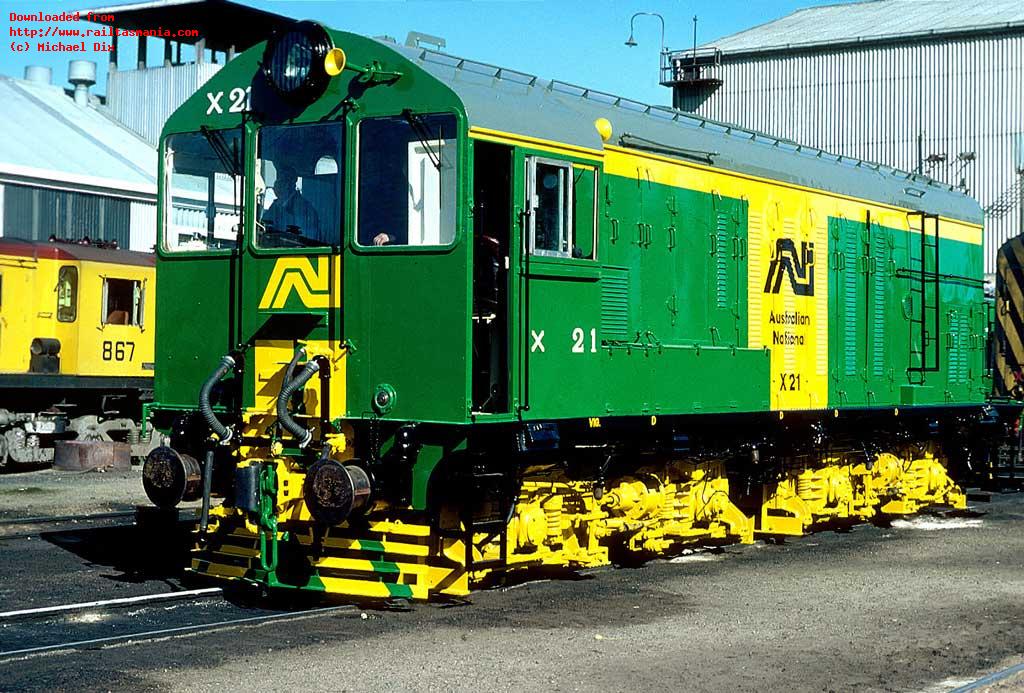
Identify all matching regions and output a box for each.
[0,587,354,662]
[0,508,193,540]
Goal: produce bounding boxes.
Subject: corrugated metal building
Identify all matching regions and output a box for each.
[0,68,158,250]
[667,0,1024,272]
[87,0,289,145]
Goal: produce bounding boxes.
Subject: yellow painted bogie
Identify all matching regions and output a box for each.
[758,450,966,536]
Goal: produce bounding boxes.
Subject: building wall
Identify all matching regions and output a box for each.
[129,200,158,252]
[0,182,156,251]
[683,32,1024,272]
[107,62,222,145]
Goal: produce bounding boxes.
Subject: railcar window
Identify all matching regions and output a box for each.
[102,278,144,327]
[164,128,243,253]
[56,266,77,322]
[529,159,572,258]
[356,113,458,247]
[256,123,343,248]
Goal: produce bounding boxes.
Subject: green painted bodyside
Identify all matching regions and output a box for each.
[513,150,767,419]
[826,218,987,408]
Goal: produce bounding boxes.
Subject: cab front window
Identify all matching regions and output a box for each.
[357,113,458,247]
[256,122,343,248]
[163,128,243,253]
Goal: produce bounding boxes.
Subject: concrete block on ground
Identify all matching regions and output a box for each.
[54,440,131,472]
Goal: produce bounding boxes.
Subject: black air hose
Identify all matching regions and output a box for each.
[282,345,305,389]
[277,358,321,448]
[199,354,235,443]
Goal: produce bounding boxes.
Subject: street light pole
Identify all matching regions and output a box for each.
[625,11,667,57]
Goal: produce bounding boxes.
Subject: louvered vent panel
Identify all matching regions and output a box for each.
[843,231,859,377]
[715,213,729,309]
[601,268,630,341]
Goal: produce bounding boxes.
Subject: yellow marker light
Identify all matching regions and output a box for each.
[324,47,347,76]
[594,117,613,142]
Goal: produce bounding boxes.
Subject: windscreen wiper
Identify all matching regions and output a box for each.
[401,110,441,170]
[200,125,242,178]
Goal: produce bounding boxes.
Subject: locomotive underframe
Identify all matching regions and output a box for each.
[0,379,156,467]
[174,403,1013,601]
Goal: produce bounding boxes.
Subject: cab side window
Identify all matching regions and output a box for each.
[528,158,597,260]
[573,166,597,260]
[102,278,144,326]
[529,160,571,257]
[56,266,78,322]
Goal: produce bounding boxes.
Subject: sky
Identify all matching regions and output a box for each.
[2,0,857,106]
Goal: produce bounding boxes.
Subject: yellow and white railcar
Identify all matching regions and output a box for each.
[0,239,156,467]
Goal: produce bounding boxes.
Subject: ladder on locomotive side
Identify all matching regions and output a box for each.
[906,211,942,379]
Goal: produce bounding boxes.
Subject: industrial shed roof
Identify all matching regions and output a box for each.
[707,0,1024,56]
[83,0,291,53]
[0,75,157,196]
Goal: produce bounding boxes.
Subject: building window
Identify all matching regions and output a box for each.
[56,266,78,322]
[102,278,144,326]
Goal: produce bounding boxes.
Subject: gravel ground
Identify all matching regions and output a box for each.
[0,467,199,521]
[2,494,1024,692]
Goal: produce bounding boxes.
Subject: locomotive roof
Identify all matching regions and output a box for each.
[0,239,155,267]
[386,42,984,226]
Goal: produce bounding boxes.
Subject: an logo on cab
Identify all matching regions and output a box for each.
[259,257,332,309]
[764,239,814,297]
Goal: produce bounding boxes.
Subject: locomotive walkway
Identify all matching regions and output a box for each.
[1,468,1023,691]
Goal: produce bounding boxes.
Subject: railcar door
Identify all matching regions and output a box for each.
[516,153,602,418]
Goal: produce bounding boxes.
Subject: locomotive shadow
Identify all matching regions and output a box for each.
[41,517,197,586]
[474,565,597,592]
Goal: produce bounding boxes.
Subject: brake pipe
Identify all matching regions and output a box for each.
[199,354,235,443]
[277,357,322,449]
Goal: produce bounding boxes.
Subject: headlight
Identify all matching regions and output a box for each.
[262,21,333,103]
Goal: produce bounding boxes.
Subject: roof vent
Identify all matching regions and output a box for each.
[68,60,97,106]
[405,31,446,50]
[23,65,52,85]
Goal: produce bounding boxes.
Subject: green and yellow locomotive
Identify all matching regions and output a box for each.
[143,22,1004,600]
